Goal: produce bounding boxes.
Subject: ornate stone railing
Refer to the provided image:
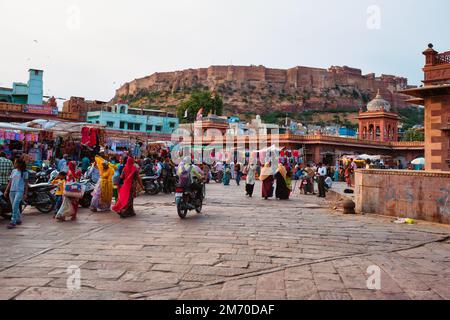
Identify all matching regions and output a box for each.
[390,141,425,148]
[436,51,450,65]
[281,133,424,148]
[195,133,424,150]
[357,169,450,178]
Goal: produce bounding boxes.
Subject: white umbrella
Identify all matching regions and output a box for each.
[411,157,425,165]
[357,154,381,161]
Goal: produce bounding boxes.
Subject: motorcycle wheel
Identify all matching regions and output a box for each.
[146,184,159,195]
[177,201,188,219]
[215,172,223,183]
[36,192,55,214]
[0,207,11,219]
[195,199,202,214]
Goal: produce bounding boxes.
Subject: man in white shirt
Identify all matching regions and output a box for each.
[317,163,327,198]
[214,161,224,173]
[58,154,69,173]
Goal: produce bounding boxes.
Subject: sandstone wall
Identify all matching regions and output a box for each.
[355,170,450,224]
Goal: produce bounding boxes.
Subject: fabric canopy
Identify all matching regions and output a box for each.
[0,122,41,132]
[23,119,104,136]
[253,145,285,153]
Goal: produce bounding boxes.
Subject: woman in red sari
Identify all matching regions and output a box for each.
[259,162,274,200]
[344,163,352,187]
[112,157,144,219]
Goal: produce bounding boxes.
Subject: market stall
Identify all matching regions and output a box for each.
[105,131,148,158]
[340,154,392,168]
[0,122,42,161]
[146,141,172,159]
[24,119,105,161]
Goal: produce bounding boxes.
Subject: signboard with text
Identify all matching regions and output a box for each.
[23,104,58,115]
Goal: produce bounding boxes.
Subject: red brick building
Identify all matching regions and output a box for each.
[60,97,107,122]
[401,44,450,171]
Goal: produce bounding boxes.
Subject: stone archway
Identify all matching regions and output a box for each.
[362,126,368,139]
[368,124,374,140]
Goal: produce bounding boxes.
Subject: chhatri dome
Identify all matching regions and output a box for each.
[366,90,391,112]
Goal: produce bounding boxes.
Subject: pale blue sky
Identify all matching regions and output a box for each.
[0,0,449,102]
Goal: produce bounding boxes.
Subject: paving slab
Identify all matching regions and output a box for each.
[0,181,448,300]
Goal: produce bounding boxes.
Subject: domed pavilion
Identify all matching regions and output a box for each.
[358,90,400,142]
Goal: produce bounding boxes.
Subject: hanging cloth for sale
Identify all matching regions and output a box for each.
[95,129,100,148]
[132,143,141,157]
[81,127,90,145]
[89,128,97,147]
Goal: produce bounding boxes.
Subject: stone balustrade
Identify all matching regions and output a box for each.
[191,133,423,151]
[436,51,450,65]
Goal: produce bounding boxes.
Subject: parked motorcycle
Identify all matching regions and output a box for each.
[211,170,223,184]
[0,186,14,219]
[35,165,56,184]
[22,183,57,214]
[175,177,204,219]
[79,178,96,208]
[1,183,57,218]
[142,174,162,195]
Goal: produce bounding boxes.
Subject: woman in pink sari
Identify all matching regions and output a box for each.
[112,157,143,219]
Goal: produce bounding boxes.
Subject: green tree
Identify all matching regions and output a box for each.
[402,128,425,142]
[177,91,223,123]
[398,106,424,130]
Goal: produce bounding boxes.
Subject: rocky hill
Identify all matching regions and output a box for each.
[114,65,415,115]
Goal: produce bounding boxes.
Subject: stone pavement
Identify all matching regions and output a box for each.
[0,181,449,300]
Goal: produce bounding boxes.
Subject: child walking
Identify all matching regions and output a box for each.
[51,172,66,216]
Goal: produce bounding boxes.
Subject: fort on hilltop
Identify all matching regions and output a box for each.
[114,65,415,115]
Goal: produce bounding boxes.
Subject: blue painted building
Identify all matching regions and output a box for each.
[87,103,179,134]
[339,127,357,137]
[0,69,43,105]
[27,69,44,105]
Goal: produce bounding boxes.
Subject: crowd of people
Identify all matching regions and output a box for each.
[0,147,368,230]
[202,159,337,201]
[0,150,154,229]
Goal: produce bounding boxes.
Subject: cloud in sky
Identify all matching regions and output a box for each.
[0,0,449,102]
